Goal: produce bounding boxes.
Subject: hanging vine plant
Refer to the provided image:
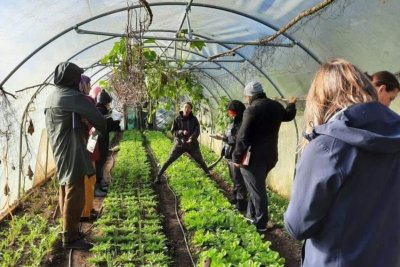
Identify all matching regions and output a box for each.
[100,18,208,120]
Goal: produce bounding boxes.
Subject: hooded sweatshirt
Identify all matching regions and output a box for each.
[284,102,400,267]
[45,62,107,185]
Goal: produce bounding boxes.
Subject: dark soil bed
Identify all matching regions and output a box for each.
[145,143,194,267]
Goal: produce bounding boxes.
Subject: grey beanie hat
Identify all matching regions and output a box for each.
[244,81,264,96]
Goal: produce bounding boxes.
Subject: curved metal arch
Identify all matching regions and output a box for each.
[157,55,231,100]
[1,1,321,88]
[187,31,286,98]
[145,44,245,87]
[187,2,321,64]
[74,28,285,98]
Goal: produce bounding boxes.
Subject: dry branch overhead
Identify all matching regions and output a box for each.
[208,0,336,60]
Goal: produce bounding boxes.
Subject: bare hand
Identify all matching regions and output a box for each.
[186,138,192,144]
[288,96,297,104]
[183,130,189,135]
[233,163,242,168]
[213,134,225,140]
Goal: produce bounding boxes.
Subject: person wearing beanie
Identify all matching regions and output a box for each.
[95,89,121,195]
[45,62,107,250]
[155,101,211,183]
[218,100,248,211]
[232,81,297,232]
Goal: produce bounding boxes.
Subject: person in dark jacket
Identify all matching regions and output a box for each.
[155,102,210,183]
[284,58,400,267]
[217,100,247,211]
[95,89,121,195]
[232,81,297,232]
[45,62,106,250]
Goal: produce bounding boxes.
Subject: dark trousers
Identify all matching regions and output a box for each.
[158,144,210,176]
[240,163,274,229]
[228,161,247,208]
[95,155,107,186]
[59,177,85,243]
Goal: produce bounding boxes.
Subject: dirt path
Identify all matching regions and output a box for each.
[145,143,194,267]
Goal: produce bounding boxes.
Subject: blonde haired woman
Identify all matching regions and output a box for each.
[284,59,400,267]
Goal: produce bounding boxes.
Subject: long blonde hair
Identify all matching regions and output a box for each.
[300,58,377,150]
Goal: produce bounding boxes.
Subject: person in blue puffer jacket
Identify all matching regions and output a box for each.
[284,58,400,267]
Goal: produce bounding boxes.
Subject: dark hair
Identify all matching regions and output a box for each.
[183,101,193,109]
[371,71,400,92]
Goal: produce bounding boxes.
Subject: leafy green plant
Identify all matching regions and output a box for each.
[89,130,169,266]
[145,131,285,266]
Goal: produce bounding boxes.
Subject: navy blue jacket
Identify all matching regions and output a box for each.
[284,102,400,267]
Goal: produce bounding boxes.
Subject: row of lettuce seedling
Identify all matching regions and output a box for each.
[145,131,284,267]
[0,211,60,267]
[199,144,289,227]
[88,130,170,266]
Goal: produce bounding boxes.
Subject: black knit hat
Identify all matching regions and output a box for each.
[98,90,112,104]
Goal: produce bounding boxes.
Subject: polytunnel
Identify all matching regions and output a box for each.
[0,0,399,266]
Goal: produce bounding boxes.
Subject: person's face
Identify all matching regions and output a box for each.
[244,96,251,105]
[227,110,236,118]
[83,83,91,95]
[105,102,112,110]
[182,104,192,116]
[377,85,399,107]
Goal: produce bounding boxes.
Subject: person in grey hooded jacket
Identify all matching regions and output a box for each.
[45,62,106,250]
[284,58,400,267]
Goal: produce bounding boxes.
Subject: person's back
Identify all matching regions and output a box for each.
[284,58,400,267]
[235,91,296,167]
[286,102,400,267]
[45,62,106,250]
[45,65,106,185]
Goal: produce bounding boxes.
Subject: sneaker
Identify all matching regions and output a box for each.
[244,216,254,224]
[63,239,93,250]
[256,228,267,234]
[94,187,107,197]
[100,181,109,191]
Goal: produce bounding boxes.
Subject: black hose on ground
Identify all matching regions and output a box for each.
[163,175,196,267]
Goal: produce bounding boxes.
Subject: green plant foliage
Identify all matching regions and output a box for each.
[145,131,284,267]
[0,214,61,267]
[199,144,289,227]
[88,130,170,266]
[213,96,231,134]
[100,37,208,122]
[189,38,206,51]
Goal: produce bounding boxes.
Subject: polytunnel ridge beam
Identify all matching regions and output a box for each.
[162,59,245,63]
[74,28,294,47]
